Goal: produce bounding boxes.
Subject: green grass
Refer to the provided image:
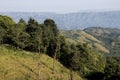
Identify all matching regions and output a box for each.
[0,45,82,80]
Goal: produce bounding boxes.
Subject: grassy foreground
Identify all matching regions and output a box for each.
[0,45,82,80]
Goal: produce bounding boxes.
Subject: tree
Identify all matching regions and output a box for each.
[104,57,120,80]
[26,18,39,34]
[0,15,15,45]
[44,19,60,76]
[19,18,26,25]
[44,19,60,56]
[8,19,29,49]
[44,19,59,37]
[25,18,40,52]
[0,15,15,29]
[0,26,5,45]
[35,26,42,53]
[66,44,106,77]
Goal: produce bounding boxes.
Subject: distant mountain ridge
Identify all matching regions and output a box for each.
[0,11,120,30]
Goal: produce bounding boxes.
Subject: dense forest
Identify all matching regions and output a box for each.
[0,15,120,80]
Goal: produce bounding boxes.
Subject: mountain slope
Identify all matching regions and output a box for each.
[84,27,120,56]
[0,45,82,80]
[0,11,120,30]
[61,30,109,53]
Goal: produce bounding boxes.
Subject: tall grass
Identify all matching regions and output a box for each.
[0,45,82,80]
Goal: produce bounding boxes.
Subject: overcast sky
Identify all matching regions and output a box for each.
[0,0,120,13]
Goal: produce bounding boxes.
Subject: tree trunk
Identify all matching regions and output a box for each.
[37,47,41,80]
[70,69,73,80]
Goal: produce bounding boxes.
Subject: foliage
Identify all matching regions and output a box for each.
[59,42,106,78]
[84,27,120,56]
[71,44,105,77]
[0,16,60,58]
[61,30,109,54]
[0,15,119,80]
[104,57,120,80]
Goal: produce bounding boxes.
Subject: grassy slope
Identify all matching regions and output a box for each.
[61,30,109,53]
[84,27,120,56]
[0,45,82,80]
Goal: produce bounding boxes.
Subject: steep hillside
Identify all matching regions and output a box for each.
[61,30,109,54]
[84,27,120,56]
[0,11,120,30]
[0,45,82,80]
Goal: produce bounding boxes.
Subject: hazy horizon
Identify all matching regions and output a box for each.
[0,0,120,13]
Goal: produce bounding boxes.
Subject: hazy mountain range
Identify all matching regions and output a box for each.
[0,11,120,30]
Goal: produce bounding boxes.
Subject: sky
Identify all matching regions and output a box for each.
[0,0,120,13]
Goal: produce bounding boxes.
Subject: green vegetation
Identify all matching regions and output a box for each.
[84,27,120,56]
[86,56,120,80]
[61,30,109,53]
[104,57,120,80]
[0,15,120,80]
[0,45,82,80]
[61,29,120,79]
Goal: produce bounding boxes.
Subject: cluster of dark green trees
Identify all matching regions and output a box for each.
[0,15,61,56]
[0,15,120,80]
